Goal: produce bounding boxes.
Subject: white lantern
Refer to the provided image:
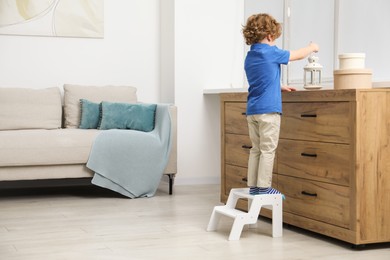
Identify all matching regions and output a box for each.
[303,55,323,89]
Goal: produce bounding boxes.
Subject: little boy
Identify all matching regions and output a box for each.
[242,13,319,195]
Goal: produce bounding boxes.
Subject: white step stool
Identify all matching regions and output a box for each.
[207,188,283,241]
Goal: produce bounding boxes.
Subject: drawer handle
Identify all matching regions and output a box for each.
[300,114,317,118]
[242,145,252,149]
[241,112,247,115]
[242,177,248,182]
[301,152,317,158]
[301,191,317,197]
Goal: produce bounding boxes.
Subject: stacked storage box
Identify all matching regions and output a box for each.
[334,53,372,89]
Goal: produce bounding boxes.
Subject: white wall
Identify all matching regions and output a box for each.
[0,0,160,102]
[159,0,175,103]
[338,0,390,82]
[288,0,335,85]
[174,0,245,184]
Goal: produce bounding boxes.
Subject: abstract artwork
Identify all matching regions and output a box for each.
[0,0,104,38]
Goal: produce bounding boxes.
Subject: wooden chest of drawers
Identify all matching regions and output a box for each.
[220,89,390,245]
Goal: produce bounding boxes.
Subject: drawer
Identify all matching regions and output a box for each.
[277,139,350,186]
[225,133,252,168]
[225,164,278,197]
[225,133,278,171]
[225,164,248,196]
[278,175,350,229]
[281,102,351,144]
[225,102,248,135]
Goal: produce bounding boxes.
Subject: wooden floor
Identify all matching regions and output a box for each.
[0,183,389,259]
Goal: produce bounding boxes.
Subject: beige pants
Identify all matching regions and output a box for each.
[246,113,281,187]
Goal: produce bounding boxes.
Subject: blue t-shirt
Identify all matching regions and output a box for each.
[245,43,290,115]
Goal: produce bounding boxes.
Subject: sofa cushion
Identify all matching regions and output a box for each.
[79,99,101,129]
[64,84,137,128]
[99,102,157,132]
[0,87,62,130]
[0,129,100,167]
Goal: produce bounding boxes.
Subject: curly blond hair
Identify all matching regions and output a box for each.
[242,13,282,45]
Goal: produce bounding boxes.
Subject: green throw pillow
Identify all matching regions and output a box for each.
[79,99,101,129]
[99,102,157,132]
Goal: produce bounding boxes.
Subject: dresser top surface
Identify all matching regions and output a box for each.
[220,88,390,102]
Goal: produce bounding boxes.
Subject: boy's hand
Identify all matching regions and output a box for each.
[281,85,297,92]
[290,42,320,61]
[310,42,320,53]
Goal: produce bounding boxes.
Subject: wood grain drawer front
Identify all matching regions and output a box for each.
[280,102,351,144]
[225,133,251,168]
[225,102,248,135]
[225,164,278,197]
[277,139,350,186]
[278,175,350,229]
[225,164,248,195]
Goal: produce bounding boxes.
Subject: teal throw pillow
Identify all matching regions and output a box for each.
[79,99,101,129]
[99,102,157,132]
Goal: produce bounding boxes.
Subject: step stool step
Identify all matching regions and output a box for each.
[214,206,246,218]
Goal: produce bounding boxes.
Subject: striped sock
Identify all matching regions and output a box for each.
[257,187,285,199]
[249,187,259,195]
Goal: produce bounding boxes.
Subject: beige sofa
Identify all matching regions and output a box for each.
[0,85,177,194]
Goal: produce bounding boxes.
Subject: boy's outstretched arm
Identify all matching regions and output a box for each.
[289,42,319,61]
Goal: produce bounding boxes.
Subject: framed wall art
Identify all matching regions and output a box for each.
[0,0,104,38]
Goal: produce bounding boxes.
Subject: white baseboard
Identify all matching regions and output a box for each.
[173,176,220,185]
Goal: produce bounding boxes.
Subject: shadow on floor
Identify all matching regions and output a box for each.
[0,184,126,198]
[0,177,172,199]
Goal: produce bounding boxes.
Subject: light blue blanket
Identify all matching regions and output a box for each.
[86,104,172,198]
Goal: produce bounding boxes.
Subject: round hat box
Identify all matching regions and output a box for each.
[338,53,366,69]
[333,69,372,89]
